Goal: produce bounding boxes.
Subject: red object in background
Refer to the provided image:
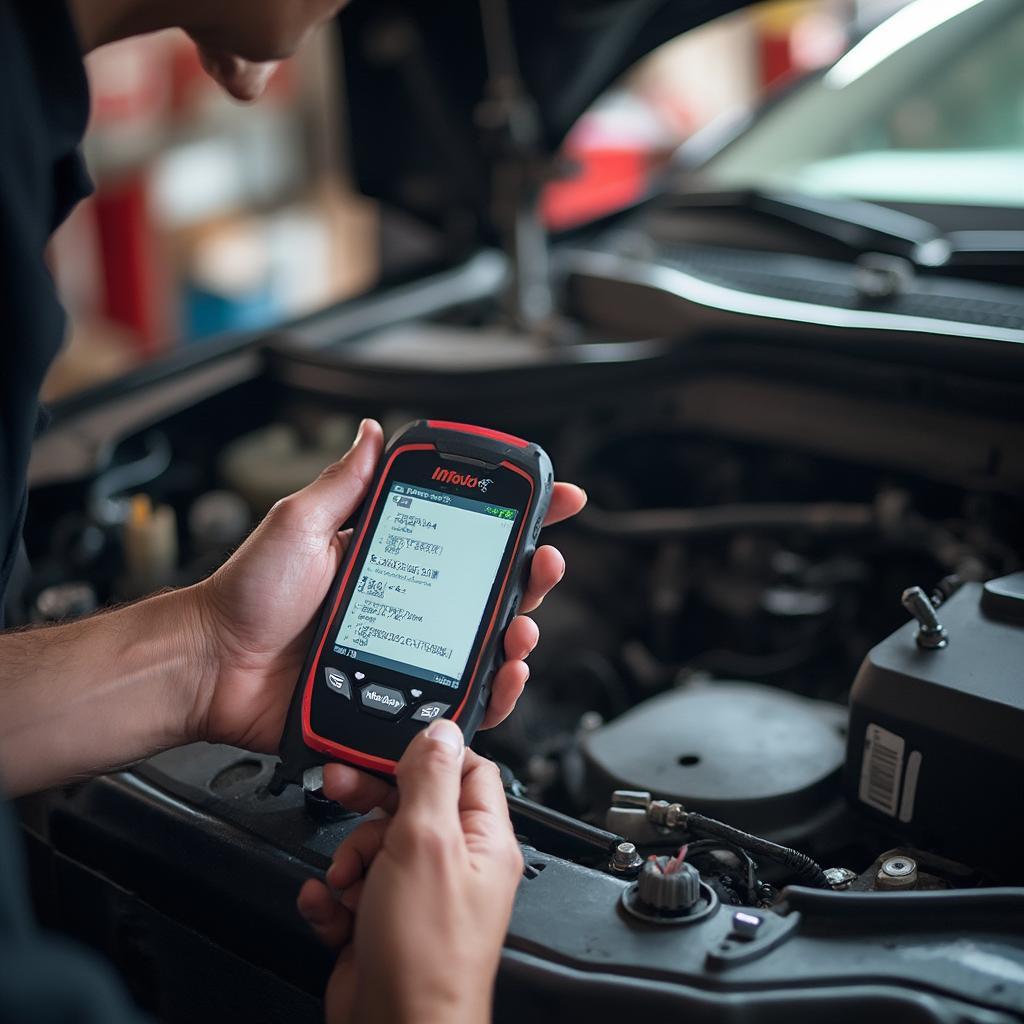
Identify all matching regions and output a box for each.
[756,7,849,91]
[759,30,796,89]
[542,147,651,233]
[169,36,210,114]
[93,173,166,354]
[85,37,173,354]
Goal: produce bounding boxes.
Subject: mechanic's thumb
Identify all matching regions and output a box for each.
[394,719,465,829]
[287,419,384,536]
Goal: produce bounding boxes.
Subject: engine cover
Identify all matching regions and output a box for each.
[580,681,847,845]
[845,572,1024,882]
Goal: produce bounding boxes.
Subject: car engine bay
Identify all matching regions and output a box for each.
[4,0,1024,1016]
[13,211,1024,1021]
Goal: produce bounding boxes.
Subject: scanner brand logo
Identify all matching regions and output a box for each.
[432,467,494,493]
[364,689,402,709]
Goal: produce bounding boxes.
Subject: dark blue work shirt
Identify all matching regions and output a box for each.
[0,0,92,621]
[0,3,144,1022]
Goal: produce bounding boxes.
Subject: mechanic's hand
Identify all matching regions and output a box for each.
[190,419,586,752]
[297,720,522,1024]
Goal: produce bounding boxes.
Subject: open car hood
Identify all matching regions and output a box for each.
[337,0,750,250]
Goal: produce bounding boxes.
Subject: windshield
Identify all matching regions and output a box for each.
[703,0,1024,208]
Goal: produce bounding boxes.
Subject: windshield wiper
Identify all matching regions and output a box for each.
[665,188,953,267]
[665,188,1024,274]
[945,230,1024,267]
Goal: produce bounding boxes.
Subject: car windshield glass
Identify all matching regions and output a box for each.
[702,0,1024,208]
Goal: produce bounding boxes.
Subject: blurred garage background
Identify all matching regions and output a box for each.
[45,0,926,399]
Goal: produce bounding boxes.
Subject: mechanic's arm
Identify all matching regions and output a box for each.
[0,421,586,796]
[298,720,521,1024]
[0,583,213,795]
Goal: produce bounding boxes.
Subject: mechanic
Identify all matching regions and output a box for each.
[0,2,587,1022]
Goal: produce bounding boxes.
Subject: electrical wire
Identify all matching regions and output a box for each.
[684,839,759,900]
[683,811,831,889]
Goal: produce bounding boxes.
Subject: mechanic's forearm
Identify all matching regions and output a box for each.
[0,586,215,796]
[354,957,496,1024]
[356,987,493,1024]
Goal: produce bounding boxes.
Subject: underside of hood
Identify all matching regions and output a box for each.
[337,0,750,250]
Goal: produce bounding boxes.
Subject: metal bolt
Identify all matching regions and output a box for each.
[901,586,948,649]
[646,800,687,830]
[610,841,643,874]
[881,856,916,877]
[824,867,857,890]
[664,803,688,829]
[648,799,671,826]
[877,854,918,891]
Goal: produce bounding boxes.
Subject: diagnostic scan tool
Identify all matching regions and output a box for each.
[272,420,552,788]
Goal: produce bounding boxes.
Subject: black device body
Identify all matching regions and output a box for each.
[271,420,552,789]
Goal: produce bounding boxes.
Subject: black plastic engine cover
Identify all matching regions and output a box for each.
[845,573,1024,882]
[581,682,848,846]
[18,743,1024,1023]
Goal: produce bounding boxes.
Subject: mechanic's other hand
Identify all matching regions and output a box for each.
[297,721,522,1024]
[189,419,586,753]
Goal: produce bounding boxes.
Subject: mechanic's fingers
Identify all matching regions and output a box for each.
[325,817,390,894]
[519,545,565,613]
[459,750,510,816]
[503,615,540,661]
[276,419,383,537]
[338,878,365,913]
[457,752,521,868]
[543,483,587,527]
[392,719,465,833]
[196,47,280,102]
[297,878,353,948]
[322,763,397,816]
[481,660,528,730]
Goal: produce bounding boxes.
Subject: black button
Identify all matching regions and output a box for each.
[323,667,352,698]
[411,701,450,723]
[359,683,407,717]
